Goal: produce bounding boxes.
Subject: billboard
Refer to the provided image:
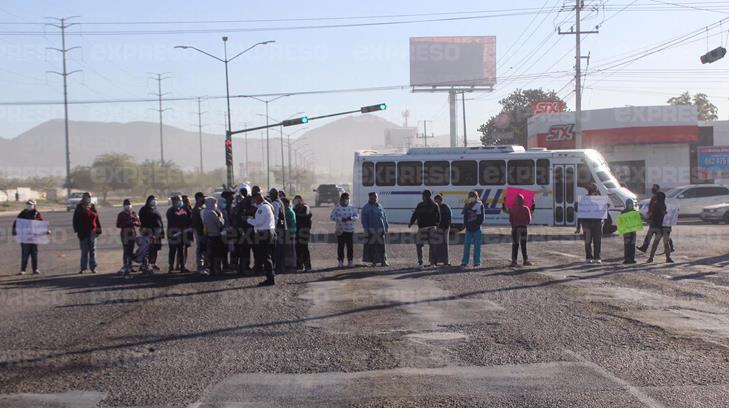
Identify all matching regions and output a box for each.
[697,146,729,183]
[410,36,496,87]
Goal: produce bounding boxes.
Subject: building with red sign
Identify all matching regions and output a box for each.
[527,105,700,195]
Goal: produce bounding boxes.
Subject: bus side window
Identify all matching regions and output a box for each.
[577,163,594,188]
[508,160,535,185]
[362,161,374,186]
[376,162,396,186]
[397,161,423,186]
[424,161,450,186]
[479,160,505,185]
[536,159,550,185]
[452,160,478,186]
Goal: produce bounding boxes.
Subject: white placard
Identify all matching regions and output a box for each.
[663,206,679,227]
[577,196,609,220]
[14,219,49,245]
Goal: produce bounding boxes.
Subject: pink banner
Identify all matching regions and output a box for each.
[504,188,535,209]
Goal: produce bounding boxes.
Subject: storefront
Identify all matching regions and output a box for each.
[527,105,699,196]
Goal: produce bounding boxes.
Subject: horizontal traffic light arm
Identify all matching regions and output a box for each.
[228,103,387,136]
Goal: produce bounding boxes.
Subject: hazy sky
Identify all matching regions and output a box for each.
[1,0,728,143]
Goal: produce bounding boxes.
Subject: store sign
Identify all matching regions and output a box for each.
[531,100,565,115]
[546,124,575,142]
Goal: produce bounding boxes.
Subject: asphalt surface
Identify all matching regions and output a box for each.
[0,205,728,407]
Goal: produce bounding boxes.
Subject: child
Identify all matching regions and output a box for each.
[621,198,638,265]
[116,199,140,275]
[505,193,533,267]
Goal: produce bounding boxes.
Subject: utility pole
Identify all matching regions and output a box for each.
[559,0,598,149]
[196,97,206,174]
[462,92,468,147]
[149,72,171,163]
[448,90,457,147]
[46,16,81,199]
[417,120,434,147]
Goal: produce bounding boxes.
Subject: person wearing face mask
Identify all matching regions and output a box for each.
[191,192,207,273]
[12,200,47,275]
[247,192,277,285]
[293,195,313,271]
[409,189,441,269]
[460,191,484,268]
[268,188,288,273]
[330,192,359,268]
[202,196,226,276]
[116,199,140,276]
[220,191,236,272]
[72,192,102,274]
[361,192,389,267]
[232,184,254,275]
[139,195,164,273]
[166,195,192,273]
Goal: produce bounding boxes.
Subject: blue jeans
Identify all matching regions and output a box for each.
[462,230,482,266]
[20,243,38,272]
[79,236,97,271]
[194,231,207,271]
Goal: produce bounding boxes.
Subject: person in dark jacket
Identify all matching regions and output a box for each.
[293,195,313,271]
[461,191,485,267]
[647,192,674,264]
[139,195,164,273]
[12,200,48,275]
[581,184,604,264]
[191,192,206,273]
[269,188,288,273]
[72,192,101,274]
[233,184,254,274]
[505,193,533,267]
[361,192,389,267]
[166,195,192,273]
[180,195,194,270]
[116,199,140,275]
[220,190,236,271]
[409,189,441,268]
[621,198,638,265]
[638,184,674,254]
[431,194,451,266]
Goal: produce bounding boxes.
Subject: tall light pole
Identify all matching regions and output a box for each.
[285,128,308,192]
[175,39,275,187]
[247,95,290,190]
[257,111,303,191]
[195,97,207,174]
[149,72,171,163]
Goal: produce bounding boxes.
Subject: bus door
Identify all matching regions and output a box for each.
[552,164,576,226]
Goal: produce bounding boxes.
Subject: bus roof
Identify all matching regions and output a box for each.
[355,146,595,158]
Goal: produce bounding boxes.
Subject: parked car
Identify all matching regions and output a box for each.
[700,202,729,224]
[66,192,97,212]
[638,184,729,217]
[313,184,341,207]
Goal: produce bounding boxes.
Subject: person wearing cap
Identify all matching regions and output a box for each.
[191,192,207,273]
[409,189,441,268]
[166,194,192,273]
[12,200,47,275]
[432,194,451,266]
[139,195,164,273]
[330,192,359,268]
[72,192,102,274]
[361,192,388,267]
[116,199,140,275]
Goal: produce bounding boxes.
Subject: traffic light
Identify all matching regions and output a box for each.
[224,139,233,167]
[700,46,726,64]
[282,116,309,127]
[361,103,387,113]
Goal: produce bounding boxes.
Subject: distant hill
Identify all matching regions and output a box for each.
[0,115,403,183]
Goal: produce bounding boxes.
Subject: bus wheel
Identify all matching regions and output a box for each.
[602,216,617,236]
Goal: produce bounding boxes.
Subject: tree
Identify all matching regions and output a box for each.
[67,166,96,192]
[479,88,566,147]
[90,153,138,203]
[137,160,184,198]
[667,91,718,121]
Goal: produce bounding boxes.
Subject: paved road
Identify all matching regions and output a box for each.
[0,206,728,407]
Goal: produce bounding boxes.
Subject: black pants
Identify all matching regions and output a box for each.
[122,240,135,269]
[207,236,225,274]
[416,227,435,265]
[168,243,185,269]
[649,227,672,260]
[20,243,38,272]
[337,231,354,262]
[296,228,311,269]
[511,226,528,262]
[623,232,636,262]
[582,219,602,260]
[253,230,275,281]
[237,228,253,273]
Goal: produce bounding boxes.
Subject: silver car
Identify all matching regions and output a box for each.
[700,202,729,224]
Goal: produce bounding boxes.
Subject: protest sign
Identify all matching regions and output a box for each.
[663,206,679,227]
[504,188,535,209]
[14,219,50,245]
[616,211,643,235]
[577,196,608,219]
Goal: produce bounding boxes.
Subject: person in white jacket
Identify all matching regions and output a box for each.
[247,192,276,286]
[330,192,359,268]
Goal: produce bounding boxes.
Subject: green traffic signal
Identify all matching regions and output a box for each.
[361,103,387,113]
[282,116,309,127]
[379,103,387,111]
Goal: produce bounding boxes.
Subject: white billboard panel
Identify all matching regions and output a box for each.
[410,36,496,87]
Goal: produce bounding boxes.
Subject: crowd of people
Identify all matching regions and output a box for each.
[11,182,678,280]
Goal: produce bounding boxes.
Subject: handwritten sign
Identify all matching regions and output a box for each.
[616,211,643,235]
[663,206,679,227]
[14,219,49,245]
[504,188,535,209]
[577,196,609,220]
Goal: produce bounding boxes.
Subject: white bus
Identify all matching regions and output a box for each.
[353,145,637,234]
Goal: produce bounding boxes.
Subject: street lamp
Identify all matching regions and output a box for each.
[247,95,290,190]
[175,38,275,187]
[284,127,308,192]
[256,111,304,191]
